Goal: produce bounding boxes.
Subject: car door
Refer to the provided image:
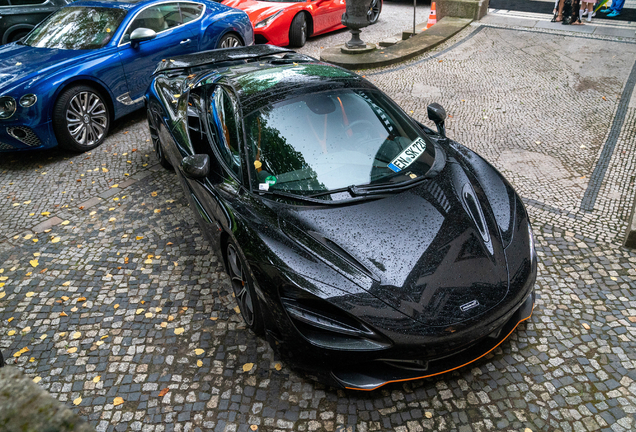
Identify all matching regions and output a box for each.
[117,2,200,102]
[310,0,344,34]
[181,85,244,245]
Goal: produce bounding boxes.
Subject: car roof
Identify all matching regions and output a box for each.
[71,0,161,11]
[161,46,374,114]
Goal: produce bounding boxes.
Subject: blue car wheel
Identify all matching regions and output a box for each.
[53,85,110,152]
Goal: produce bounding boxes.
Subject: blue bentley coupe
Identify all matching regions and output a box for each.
[0,0,254,152]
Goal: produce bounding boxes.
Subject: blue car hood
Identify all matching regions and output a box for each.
[0,44,93,92]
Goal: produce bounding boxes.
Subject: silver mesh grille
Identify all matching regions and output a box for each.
[0,141,15,150]
[7,126,41,147]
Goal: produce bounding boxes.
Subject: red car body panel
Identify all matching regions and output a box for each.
[222,0,347,46]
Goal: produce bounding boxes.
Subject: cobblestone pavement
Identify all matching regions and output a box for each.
[2,18,636,432]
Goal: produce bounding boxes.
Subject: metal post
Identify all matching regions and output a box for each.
[413,0,416,36]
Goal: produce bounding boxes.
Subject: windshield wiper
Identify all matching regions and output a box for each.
[260,189,381,205]
[307,177,427,199]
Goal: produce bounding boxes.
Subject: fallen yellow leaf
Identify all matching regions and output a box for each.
[51,237,61,243]
[61,296,69,301]
[145,312,153,318]
[61,220,70,225]
[101,335,109,340]
[59,311,68,317]
[250,426,258,431]
[582,323,590,330]
[174,328,184,335]
[197,360,203,367]
[108,217,116,222]
[0,292,6,300]
[168,315,174,322]
[29,260,38,268]
[160,322,167,328]
[33,376,42,383]
[67,347,77,354]
[113,397,124,406]
[71,307,78,312]
[274,363,282,371]
[234,306,240,314]
[72,332,81,339]
[154,209,161,214]
[144,259,153,264]
[195,349,204,355]
[22,326,31,333]
[93,376,101,383]
[25,292,35,297]
[29,357,35,363]
[62,281,71,287]
[0,276,7,281]
[95,341,104,346]
[425,412,433,419]
[114,304,119,309]
[40,334,47,340]
[136,308,144,315]
[243,363,254,372]
[7,330,15,336]
[102,168,108,172]
[73,397,82,406]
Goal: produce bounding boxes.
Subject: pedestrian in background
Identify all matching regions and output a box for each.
[579,0,595,22]
[553,0,582,23]
[600,0,624,16]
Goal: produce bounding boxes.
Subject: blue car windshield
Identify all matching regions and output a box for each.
[24,7,127,50]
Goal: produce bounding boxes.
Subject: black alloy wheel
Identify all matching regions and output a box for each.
[225,242,264,335]
[289,13,308,48]
[218,33,243,49]
[147,110,171,169]
[368,0,382,24]
[53,85,110,152]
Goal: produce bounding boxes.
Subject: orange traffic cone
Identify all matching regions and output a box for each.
[427,2,437,29]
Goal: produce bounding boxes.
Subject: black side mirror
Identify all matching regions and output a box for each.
[182,154,210,179]
[427,103,447,139]
[130,27,157,48]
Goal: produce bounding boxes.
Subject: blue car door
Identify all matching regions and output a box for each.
[117,2,201,102]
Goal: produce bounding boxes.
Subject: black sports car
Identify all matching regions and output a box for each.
[0,0,75,45]
[146,45,537,390]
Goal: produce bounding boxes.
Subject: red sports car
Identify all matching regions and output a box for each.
[222,0,381,47]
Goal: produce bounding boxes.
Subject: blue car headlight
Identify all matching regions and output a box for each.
[255,10,283,28]
[0,96,16,119]
[19,94,37,108]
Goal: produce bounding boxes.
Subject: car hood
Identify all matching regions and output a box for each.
[222,0,294,23]
[278,161,511,327]
[0,44,91,92]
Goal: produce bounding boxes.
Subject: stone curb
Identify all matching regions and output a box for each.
[319,17,472,70]
[0,366,95,432]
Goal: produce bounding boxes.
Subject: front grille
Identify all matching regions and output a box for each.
[255,34,269,44]
[0,141,15,150]
[7,126,41,147]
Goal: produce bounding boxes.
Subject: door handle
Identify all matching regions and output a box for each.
[180,39,191,45]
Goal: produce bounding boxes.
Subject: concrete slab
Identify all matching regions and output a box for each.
[97,188,120,199]
[77,197,102,210]
[594,26,636,38]
[535,20,596,33]
[321,17,472,69]
[31,217,63,233]
[117,178,138,189]
[131,170,153,181]
[480,14,538,27]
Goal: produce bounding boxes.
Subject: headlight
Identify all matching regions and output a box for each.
[0,96,16,120]
[19,94,37,108]
[255,10,283,28]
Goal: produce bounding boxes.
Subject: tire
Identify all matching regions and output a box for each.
[147,110,171,169]
[225,240,265,336]
[288,13,308,48]
[368,0,382,24]
[53,85,110,152]
[8,29,30,43]
[217,33,243,49]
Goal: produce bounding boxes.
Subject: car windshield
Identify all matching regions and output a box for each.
[24,7,127,50]
[245,89,436,198]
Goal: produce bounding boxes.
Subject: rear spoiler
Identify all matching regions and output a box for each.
[154,45,296,74]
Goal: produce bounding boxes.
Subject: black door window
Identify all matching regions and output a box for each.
[209,87,242,179]
[122,3,182,43]
[180,2,204,23]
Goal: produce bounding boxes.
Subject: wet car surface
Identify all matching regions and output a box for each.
[145,45,537,389]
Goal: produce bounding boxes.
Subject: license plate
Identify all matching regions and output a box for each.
[387,137,427,172]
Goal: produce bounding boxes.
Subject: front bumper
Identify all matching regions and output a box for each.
[0,119,55,151]
[331,290,535,390]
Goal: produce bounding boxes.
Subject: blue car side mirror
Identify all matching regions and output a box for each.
[130,28,157,48]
